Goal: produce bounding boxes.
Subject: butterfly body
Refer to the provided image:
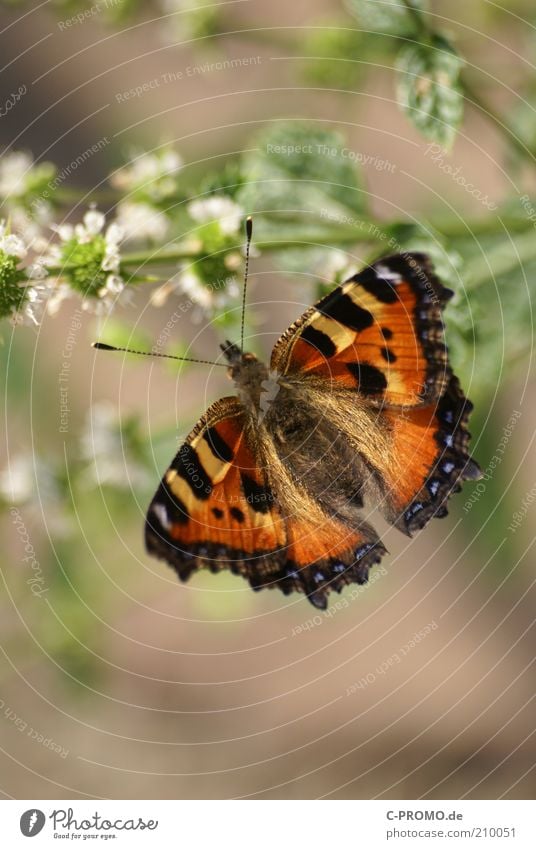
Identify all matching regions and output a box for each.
[145,253,481,609]
[220,340,274,413]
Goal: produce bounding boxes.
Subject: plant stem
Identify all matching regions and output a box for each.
[115,215,536,270]
[401,0,428,36]
[118,226,385,267]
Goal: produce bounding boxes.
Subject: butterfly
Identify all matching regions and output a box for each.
[143,245,481,609]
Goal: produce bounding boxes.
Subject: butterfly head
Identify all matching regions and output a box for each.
[220,340,270,409]
[220,340,243,367]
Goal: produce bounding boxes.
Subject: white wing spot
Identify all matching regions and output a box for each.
[375,263,402,282]
[152,502,172,530]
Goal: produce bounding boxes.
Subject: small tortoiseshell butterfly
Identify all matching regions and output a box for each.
[97,223,482,609]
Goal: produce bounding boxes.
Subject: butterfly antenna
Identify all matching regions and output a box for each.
[240,215,253,355]
[92,342,227,367]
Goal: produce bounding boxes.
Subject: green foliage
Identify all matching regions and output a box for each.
[0,251,27,320]
[238,122,365,220]
[61,235,109,296]
[345,0,428,36]
[396,35,464,148]
[172,0,223,40]
[199,161,246,199]
[300,22,366,90]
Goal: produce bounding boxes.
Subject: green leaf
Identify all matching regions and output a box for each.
[444,228,536,399]
[199,161,245,200]
[238,122,366,225]
[396,35,464,148]
[300,22,367,90]
[345,0,428,36]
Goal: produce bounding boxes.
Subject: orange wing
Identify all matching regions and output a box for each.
[380,374,481,535]
[145,396,386,608]
[269,252,481,537]
[271,253,452,407]
[145,397,286,582]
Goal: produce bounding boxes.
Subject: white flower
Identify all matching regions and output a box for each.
[102,222,124,273]
[41,208,126,316]
[150,269,212,312]
[8,279,48,327]
[9,204,52,251]
[175,269,214,309]
[188,195,243,235]
[115,200,170,243]
[11,284,46,326]
[0,152,55,251]
[0,221,27,258]
[26,261,48,280]
[50,208,123,251]
[0,151,34,199]
[46,283,73,316]
[96,273,128,314]
[7,207,44,250]
[151,267,239,316]
[79,208,105,238]
[4,235,26,258]
[47,276,130,318]
[110,148,182,201]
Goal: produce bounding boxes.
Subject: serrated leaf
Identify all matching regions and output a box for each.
[237,122,366,224]
[396,35,464,148]
[345,0,428,36]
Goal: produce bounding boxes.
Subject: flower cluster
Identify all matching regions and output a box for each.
[0,145,255,329]
[0,150,55,246]
[0,401,154,536]
[151,194,245,317]
[43,209,126,315]
[108,147,183,245]
[114,200,170,244]
[110,147,182,203]
[0,222,47,326]
[0,150,55,210]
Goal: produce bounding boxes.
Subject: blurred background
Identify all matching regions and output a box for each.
[0,0,535,800]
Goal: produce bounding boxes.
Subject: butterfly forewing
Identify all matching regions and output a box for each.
[271,253,452,407]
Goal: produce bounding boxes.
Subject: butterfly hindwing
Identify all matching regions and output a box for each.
[380,374,481,535]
